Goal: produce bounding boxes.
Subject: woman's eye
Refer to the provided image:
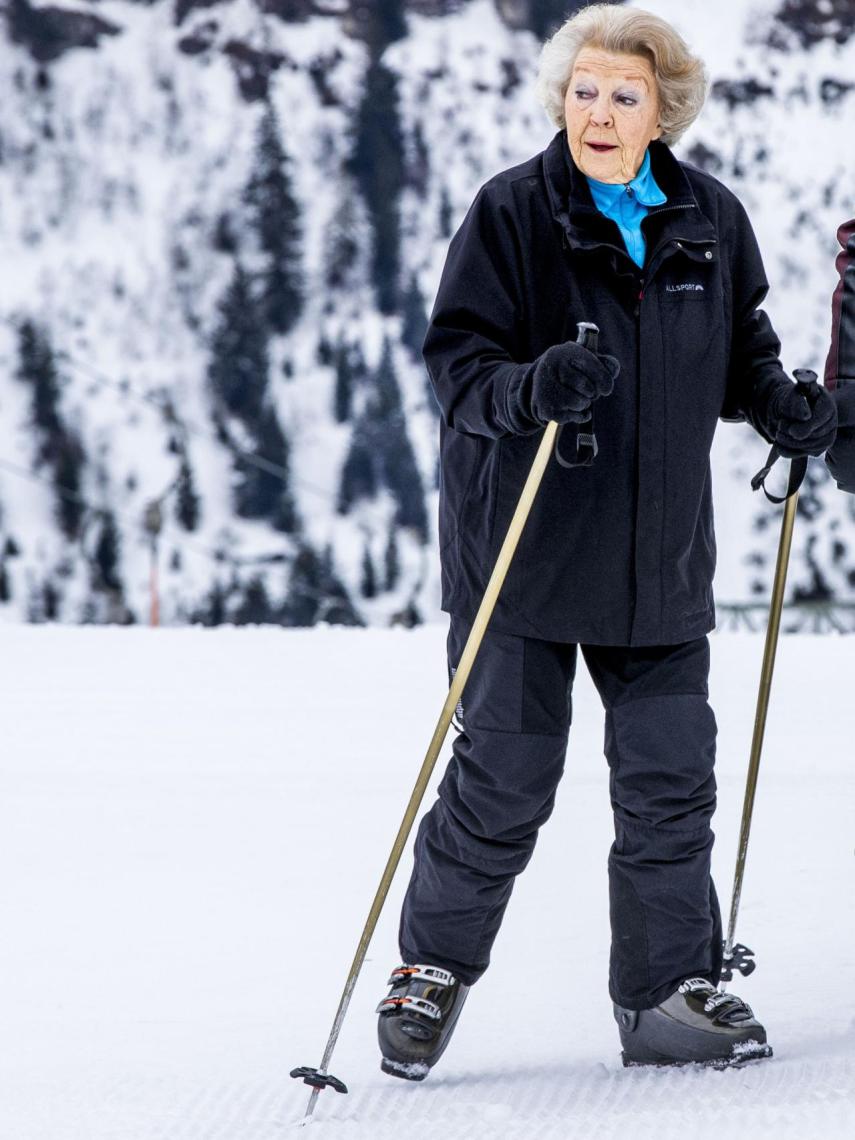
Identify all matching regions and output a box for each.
[575,89,594,100]
[616,95,638,107]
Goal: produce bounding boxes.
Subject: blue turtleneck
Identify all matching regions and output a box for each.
[585,149,667,268]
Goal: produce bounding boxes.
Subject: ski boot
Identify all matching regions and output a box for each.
[376,964,469,1081]
[615,977,772,1068]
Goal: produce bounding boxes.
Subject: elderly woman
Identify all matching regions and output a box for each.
[376,5,836,1073]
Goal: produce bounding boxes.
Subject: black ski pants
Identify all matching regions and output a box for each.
[399,616,723,1010]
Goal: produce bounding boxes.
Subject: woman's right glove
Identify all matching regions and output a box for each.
[524,340,620,426]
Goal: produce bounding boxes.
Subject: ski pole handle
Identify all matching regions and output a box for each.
[554,321,600,468]
[576,321,599,354]
[793,368,821,405]
[751,367,822,504]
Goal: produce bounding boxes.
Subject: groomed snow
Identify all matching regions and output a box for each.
[1,623,853,1138]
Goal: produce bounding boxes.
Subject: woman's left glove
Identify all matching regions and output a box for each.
[765,381,838,457]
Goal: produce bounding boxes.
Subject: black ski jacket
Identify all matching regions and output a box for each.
[824,218,855,493]
[424,131,790,645]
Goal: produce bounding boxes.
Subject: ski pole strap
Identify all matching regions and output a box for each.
[752,368,823,502]
[750,447,808,504]
[554,320,600,469]
[554,417,598,468]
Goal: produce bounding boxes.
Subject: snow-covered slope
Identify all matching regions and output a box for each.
[0,0,853,625]
[1,624,853,1136]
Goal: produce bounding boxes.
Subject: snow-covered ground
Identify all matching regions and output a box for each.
[1,623,853,1138]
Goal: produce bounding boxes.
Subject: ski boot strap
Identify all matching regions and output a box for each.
[376,994,443,1020]
[386,964,456,988]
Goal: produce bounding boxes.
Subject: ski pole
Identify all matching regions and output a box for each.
[720,368,821,983]
[291,321,601,1119]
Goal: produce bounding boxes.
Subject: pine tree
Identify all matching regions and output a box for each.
[282,543,323,626]
[15,325,88,540]
[233,407,299,533]
[373,336,403,420]
[233,576,274,625]
[360,541,377,598]
[43,580,60,620]
[212,211,238,254]
[195,581,227,626]
[0,561,10,603]
[409,121,430,198]
[52,433,86,540]
[244,102,304,335]
[93,510,121,592]
[323,184,361,291]
[384,525,400,591]
[371,340,429,541]
[16,320,62,435]
[337,340,428,540]
[208,262,270,424]
[338,415,379,513]
[318,546,364,626]
[282,542,363,627]
[354,0,408,56]
[175,455,201,531]
[349,61,405,313]
[401,274,429,360]
[333,340,355,424]
[524,0,584,40]
[384,430,429,540]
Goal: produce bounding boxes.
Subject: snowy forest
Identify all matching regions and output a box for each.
[1,0,854,627]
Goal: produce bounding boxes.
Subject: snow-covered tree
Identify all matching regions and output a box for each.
[349,61,405,314]
[174,455,201,532]
[208,263,270,424]
[244,102,304,335]
[233,408,299,534]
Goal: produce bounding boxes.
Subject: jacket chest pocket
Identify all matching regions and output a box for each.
[650,253,728,412]
[657,255,718,304]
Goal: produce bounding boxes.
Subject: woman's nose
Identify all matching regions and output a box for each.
[590,95,613,126]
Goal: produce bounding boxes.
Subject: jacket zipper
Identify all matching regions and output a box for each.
[647,203,697,217]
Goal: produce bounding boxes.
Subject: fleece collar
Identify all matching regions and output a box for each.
[542,130,716,258]
[585,149,667,209]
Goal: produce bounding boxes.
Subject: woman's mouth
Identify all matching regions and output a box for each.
[586,142,618,153]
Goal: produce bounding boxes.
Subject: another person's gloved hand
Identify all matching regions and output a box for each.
[526,340,620,426]
[766,380,838,457]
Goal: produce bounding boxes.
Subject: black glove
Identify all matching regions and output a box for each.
[526,340,620,426]
[765,380,838,458]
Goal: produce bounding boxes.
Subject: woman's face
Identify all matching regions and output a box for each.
[565,47,662,184]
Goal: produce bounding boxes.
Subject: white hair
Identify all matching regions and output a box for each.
[535,4,708,147]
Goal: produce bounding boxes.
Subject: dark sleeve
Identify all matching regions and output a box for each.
[824,220,855,491]
[824,219,855,387]
[422,184,539,439]
[719,194,789,439]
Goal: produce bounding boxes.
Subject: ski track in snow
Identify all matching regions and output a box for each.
[1,624,853,1138]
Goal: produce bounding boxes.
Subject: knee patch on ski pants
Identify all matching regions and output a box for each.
[604,692,720,1009]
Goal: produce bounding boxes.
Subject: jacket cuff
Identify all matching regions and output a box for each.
[747,375,789,446]
[504,363,541,435]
